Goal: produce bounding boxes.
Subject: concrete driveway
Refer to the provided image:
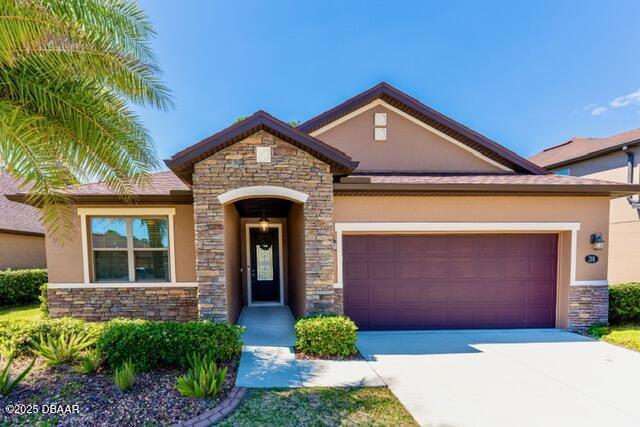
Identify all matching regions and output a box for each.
[357,329,640,427]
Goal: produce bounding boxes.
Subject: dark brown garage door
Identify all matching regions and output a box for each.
[343,234,557,330]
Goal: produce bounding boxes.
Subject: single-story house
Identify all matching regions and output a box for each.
[530,129,640,285]
[0,172,46,270]
[10,83,640,331]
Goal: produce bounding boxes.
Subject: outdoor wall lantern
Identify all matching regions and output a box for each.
[590,233,605,250]
[258,214,270,232]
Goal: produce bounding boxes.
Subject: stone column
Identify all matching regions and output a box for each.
[567,285,608,332]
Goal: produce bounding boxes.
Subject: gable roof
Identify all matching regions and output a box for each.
[166,110,358,185]
[0,172,44,235]
[298,82,549,175]
[529,128,640,169]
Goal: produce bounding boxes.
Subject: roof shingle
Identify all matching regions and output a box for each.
[0,172,44,235]
[530,128,640,168]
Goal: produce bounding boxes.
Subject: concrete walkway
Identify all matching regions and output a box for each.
[358,329,640,427]
[235,306,383,388]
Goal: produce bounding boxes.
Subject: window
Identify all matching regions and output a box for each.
[555,168,570,176]
[91,217,169,282]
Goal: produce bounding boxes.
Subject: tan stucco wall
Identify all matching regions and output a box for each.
[0,232,46,270]
[335,195,610,282]
[287,203,306,319]
[223,204,242,323]
[46,204,197,283]
[315,104,507,173]
[552,150,640,283]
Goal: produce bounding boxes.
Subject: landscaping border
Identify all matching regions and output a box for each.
[172,387,248,427]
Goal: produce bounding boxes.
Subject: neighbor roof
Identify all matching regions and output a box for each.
[298,82,549,175]
[334,172,640,197]
[166,110,359,185]
[0,172,44,235]
[530,128,640,169]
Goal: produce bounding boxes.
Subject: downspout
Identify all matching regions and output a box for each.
[624,146,640,208]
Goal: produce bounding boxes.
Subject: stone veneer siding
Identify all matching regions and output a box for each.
[48,287,198,321]
[567,285,608,332]
[192,130,336,321]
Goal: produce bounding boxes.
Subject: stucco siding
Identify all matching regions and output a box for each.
[335,195,610,282]
[0,232,46,270]
[552,150,640,283]
[315,104,507,173]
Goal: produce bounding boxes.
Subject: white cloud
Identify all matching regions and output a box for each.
[610,88,640,108]
[591,106,607,116]
[583,103,598,110]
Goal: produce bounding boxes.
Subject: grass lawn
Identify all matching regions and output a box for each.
[589,324,640,352]
[0,303,42,321]
[219,387,417,426]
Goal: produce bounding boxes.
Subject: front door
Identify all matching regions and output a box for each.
[249,227,280,303]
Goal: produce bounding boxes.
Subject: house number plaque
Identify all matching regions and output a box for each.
[585,255,599,264]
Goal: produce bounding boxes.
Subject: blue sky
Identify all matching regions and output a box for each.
[137,0,640,163]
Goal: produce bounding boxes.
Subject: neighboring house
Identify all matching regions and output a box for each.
[9,83,640,331]
[0,172,46,270]
[530,129,640,285]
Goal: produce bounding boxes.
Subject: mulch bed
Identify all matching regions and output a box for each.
[294,350,366,361]
[1,357,238,427]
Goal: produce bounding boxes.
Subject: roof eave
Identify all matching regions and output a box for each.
[332,182,640,198]
[6,193,194,207]
[166,111,358,185]
[298,82,550,176]
[538,139,640,170]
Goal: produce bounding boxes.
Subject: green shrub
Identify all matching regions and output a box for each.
[176,352,227,398]
[0,269,47,306]
[609,283,640,324]
[113,360,136,391]
[97,320,243,371]
[31,332,96,366]
[295,315,358,357]
[75,349,103,374]
[0,318,103,356]
[39,284,48,317]
[1,349,35,396]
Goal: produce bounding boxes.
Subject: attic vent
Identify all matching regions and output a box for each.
[374,112,387,141]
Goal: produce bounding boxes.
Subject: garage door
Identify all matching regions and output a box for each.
[343,234,558,330]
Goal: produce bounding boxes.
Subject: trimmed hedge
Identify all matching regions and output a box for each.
[609,283,640,324]
[0,318,103,355]
[295,314,358,357]
[96,319,244,371]
[0,268,47,306]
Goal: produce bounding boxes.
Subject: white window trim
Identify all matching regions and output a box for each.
[333,222,581,289]
[309,99,514,172]
[77,207,177,286]
[245,223,284,307]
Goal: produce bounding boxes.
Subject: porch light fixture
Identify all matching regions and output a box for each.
[590,233,605,250]
[258,214,270,232]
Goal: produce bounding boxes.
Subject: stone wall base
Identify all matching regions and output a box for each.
[568,285,608,332]
[48,287,198,321]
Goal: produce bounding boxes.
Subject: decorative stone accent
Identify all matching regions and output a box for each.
[171,387,247,427]
[48,287,198,321]
[333,287,344,315]
[192,130,336,321]
[568,285,608,332]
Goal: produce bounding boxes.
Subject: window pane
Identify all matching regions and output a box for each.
[91,218,128,249]
[94,251,128,281]
[256,244,274,281]
[134,251,169,281]
[132,218,168,248]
